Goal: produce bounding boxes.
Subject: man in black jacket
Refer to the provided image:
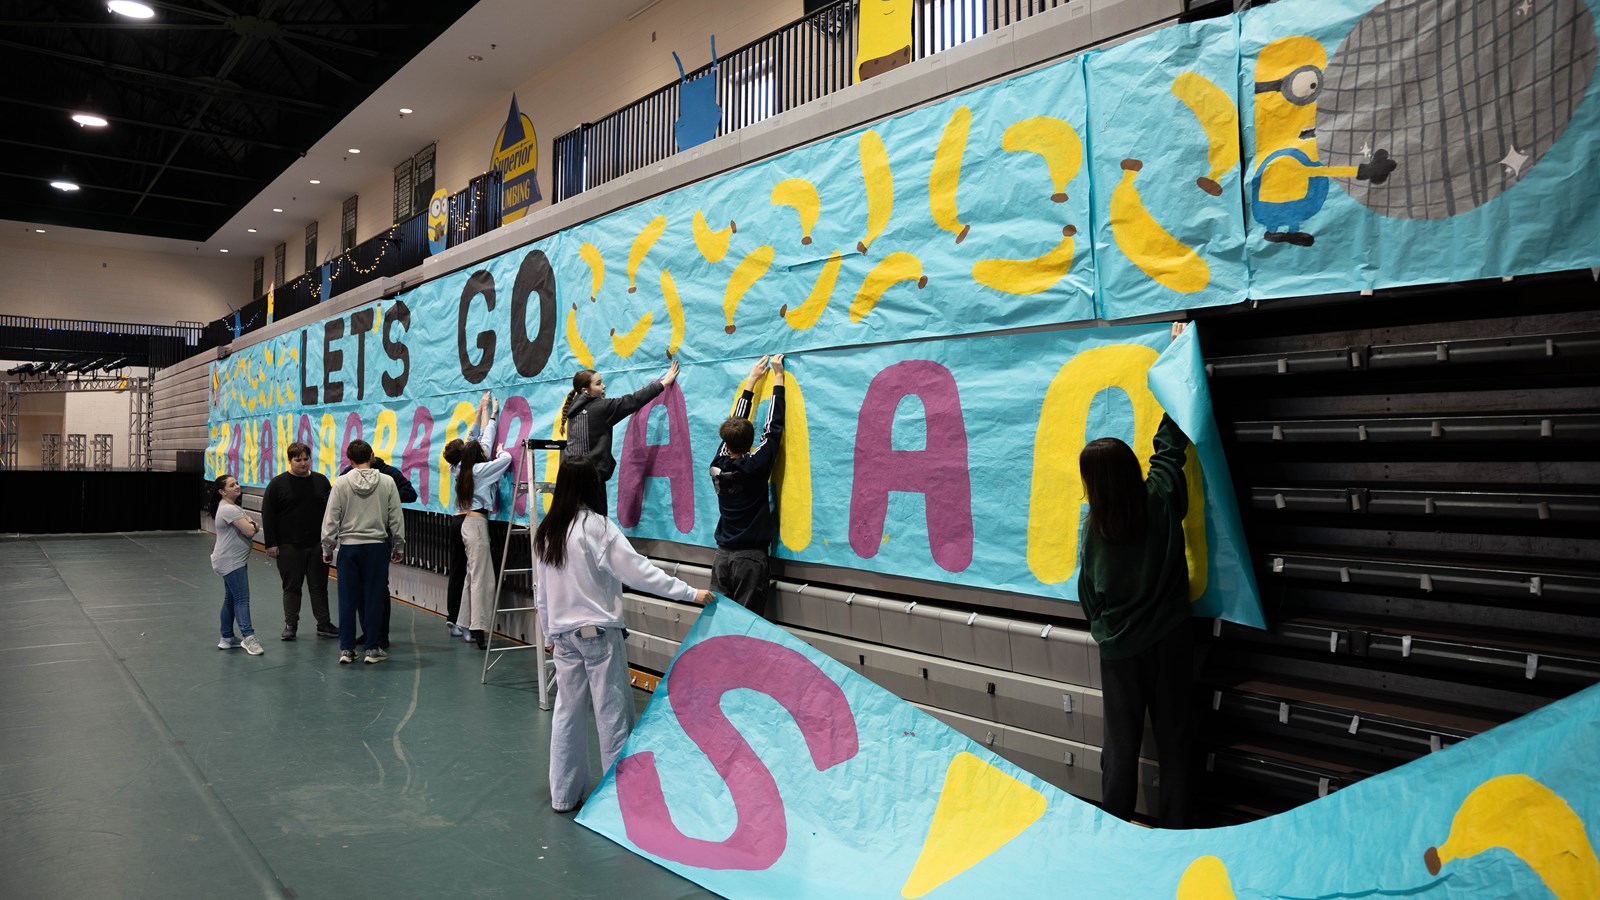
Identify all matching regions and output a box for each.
[708,354,785,614]
[262,442,335,640]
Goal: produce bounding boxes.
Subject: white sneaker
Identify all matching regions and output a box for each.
[462,628,473,643]
[240,635,265,656]
[218,637,241,650]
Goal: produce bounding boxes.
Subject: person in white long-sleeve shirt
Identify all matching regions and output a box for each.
[454,390,516,650]
[533,457,712,813]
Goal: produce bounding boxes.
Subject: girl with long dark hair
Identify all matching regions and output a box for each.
[1077,322,1194,828]
[533,457,711,812]
[559,359,680,513]
[209,474,264,656]
[454,391,515,650]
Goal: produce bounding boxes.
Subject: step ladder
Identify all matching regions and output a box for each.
[481,437,565,709]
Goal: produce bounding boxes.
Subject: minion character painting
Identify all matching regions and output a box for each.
[1248,0,1597,249]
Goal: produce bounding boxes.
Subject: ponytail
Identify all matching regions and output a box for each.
[456,441,486,511]
[560,369,595,436]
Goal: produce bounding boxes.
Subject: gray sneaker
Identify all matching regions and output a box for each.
[241,635,265,656]
[280,625,296,641]
[364,648,388,664]
[339,649,356,664]
[217,636,241,650]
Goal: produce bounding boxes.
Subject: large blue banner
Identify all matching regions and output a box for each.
[579,600,1600,899]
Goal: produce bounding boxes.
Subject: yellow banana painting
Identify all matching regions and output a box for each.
[660,269,686,357]
[1108,159,1210,294]
[780,251,843,330]
[627,215,667,294]
[1425,774,1599,900]
[692,209,736,263]
[579,241,605,301]
[771,178,822,246]
[971,225,1077,295]
[1001,116,1083,203]
[610,312,653,359]
[850,251,925,322]
[1175,856,1235,900]
[930,105,972,244]
[565,303,595,370]
[858,130,893,254]
[722,245,775,334]
[1171,72,1239,197]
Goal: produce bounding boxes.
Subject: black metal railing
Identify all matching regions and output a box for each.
[553,0,1073,201]
[0,315,203,370]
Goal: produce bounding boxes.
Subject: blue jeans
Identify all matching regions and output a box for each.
[336,543,389,653]
[548,626,635,810]
[220,566,255,639]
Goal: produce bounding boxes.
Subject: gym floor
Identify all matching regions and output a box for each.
[0,532,713,899]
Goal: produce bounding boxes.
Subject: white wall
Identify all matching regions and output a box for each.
[0,234,246,325]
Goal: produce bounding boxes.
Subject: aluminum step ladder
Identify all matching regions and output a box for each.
[481,437,564,709]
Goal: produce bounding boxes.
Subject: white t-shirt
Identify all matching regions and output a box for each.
[211,502,252,576]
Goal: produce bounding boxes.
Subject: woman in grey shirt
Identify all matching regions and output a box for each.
[210,474,264,656]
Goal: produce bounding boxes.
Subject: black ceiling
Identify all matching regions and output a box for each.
[1,0,478,242]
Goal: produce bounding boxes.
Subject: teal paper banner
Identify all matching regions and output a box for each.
[578,599,1600,899]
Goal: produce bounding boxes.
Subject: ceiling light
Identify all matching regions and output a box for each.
[467,54,484,62]
[347,148,361,154]
[219,248,229,253]
[399,108,413,115]
[50,180,80,192]
[35,229,46,233]
[72,113,109,128]
[107,1,155,19]
[247,228,257,233]
[272,207,283,212]
[309,179,321,184]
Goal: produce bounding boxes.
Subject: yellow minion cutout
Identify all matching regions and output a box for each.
[1250,35,1397,246]
[427,188,449,255]
[856,0,913,82]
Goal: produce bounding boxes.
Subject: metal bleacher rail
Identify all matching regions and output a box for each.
[552,0,1076,201]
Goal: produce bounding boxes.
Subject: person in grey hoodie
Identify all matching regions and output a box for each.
[320,439,406,665]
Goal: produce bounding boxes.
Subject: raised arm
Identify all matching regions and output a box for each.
[1146,413,1192,515]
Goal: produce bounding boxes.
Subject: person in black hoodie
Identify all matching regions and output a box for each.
[262,442,335,641]
[338,451,416,649]
[708,354,785,614]
[559,359,681,514]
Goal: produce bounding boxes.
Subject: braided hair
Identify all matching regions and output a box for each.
[560,369,595,437]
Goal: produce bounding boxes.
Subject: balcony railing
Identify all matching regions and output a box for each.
[553,0,1073,201]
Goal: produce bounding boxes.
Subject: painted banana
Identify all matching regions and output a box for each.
[1171,72,1240,197]
[850,251,925,322]
[780,251,843,331]
[858,130,893,254]
[579,241,604,301]
[610,312,653,359]
[565,303,595,370]
[692,209,736,263]
[627,215,667,293]
[722,245,775,334]
[930,105,972,243]
[1425,774,1599,900]
[1176,856,1235,900]
[1108,159,1210,294]
[971,225,1077,295]
[771,178,821,246]
[660,269,685,357]
[1002,116,1083,203]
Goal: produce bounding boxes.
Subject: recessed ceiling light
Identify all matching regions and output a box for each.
[219,248,229,253]
[309,179,321,184]
[347,148,361,154]
[50,180,80,192]
[247,228,257,233]
[399,108,413,115]
[272,207,283,213]
[35,229,46,233]
[467,54,484,62]
[71,113,109,128]
[107,1,155,18]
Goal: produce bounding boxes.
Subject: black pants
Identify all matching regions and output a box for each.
[711,547,769,616]
[277,543,331,629]
[445,513,468,624]
[1098,620,1194,828]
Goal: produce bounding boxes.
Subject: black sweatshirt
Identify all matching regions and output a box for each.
[1076,414,1192,660]
[261,470,331,548]
[563,379,666,482]
[709,385,785,550]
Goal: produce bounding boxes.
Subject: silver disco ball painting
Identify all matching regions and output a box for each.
[1320,0,1598,220]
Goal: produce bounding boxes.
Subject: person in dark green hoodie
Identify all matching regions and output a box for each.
[1077,321,1194,829]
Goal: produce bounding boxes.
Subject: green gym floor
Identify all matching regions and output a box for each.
[0,532,714,900]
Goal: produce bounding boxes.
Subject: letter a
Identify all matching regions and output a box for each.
[849,360,973,572]
[616,383,695,532]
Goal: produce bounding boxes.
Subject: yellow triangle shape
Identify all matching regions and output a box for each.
[901,752,1047,898]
